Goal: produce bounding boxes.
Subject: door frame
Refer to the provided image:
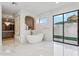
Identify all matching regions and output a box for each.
[2,16,15,44]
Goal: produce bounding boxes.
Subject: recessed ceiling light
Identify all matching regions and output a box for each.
[12,2,16,4]
[12,2,17,6]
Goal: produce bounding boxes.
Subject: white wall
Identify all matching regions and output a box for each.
[36,15,53,41]
[14,15,20,43]
[0,5,2,46]
[2,13,14,19]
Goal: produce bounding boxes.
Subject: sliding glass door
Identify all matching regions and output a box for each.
[64,11,78,45]
[53,10,78,45]
[53,14,63,42]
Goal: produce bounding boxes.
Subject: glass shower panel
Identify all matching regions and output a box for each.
[64,11,78,45]
[53,15,63,42]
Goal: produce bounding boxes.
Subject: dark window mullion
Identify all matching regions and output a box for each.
[63,14,64,43]
[77,10,79,45]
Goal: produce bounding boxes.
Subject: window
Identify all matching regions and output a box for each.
[64,11,78,45]
[53,14,63,42]
[39,17,48,24]
[54,15,63,24]
[53,10,78,45]
[64,11,78,22]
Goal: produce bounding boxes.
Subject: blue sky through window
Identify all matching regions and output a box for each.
[54,15,63,23]
[64,11,78,21]
[54,11,78,23]
[39,17,48,24]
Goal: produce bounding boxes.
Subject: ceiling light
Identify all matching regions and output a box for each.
[4,22,11,26]
[12,2,16,4]
[12,2,16,6]
[4,17,11,26]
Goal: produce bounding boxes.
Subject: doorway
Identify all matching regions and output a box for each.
[2,17,15,45]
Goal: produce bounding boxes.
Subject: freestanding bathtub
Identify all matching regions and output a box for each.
[26,33,44,43]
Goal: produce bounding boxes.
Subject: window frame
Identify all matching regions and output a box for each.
[53,10,79,46]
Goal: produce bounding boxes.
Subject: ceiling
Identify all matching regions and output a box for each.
[0,2,79,16]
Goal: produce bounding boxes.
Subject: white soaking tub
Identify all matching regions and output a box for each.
[27,33,44,43]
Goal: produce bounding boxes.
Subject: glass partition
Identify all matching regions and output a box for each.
[53,10,78,45]
[64,11,78,45]
[53,14,63,42]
